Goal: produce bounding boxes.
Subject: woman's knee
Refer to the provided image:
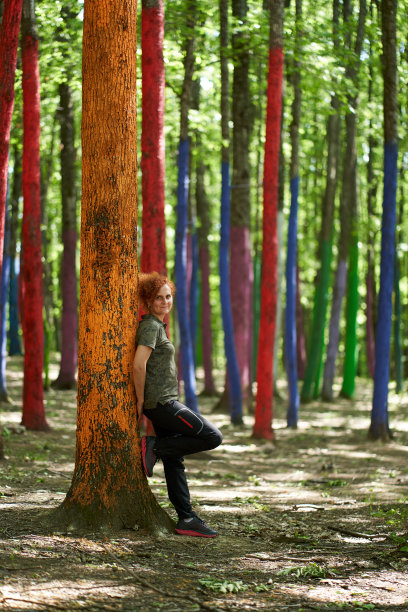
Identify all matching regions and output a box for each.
[206,427,223,450]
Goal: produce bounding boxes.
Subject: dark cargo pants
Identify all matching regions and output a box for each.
[143,400,223,519]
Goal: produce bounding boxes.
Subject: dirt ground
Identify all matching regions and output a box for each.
[1,356,408,611]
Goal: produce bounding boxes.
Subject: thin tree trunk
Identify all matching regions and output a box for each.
[56,0,173,531]
[230,0,253,414]
[52,82,78,389]
[370,0,398,440]
[21,0,48,430]
[0,177,11,401]
[175,0,198,413]
[196,159,216,395]
[0,0,23,284]
[322,0,366,400]
[285,0,301,426]
[296,264,306,379]
[141,0,166,277]
[218,0,242,422]
[8,143,22,356]
[253,0,284,440]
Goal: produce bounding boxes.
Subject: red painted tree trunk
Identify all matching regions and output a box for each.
[21,0,48,430]
[0,0,24,283]
[141,0,166,277]
[253,0,284,440]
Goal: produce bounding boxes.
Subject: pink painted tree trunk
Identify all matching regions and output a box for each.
[21,0,48,430]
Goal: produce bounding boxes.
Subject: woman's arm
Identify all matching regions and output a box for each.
[133,345,153,419]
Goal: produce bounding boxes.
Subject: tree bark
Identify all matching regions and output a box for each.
[55,0,173,531]
[253,0,284,440]
[370,0,398,440]
[141,0,167,277]
[285,0,301,427]
[175,0,198,412]
[21,0,48,430]
[196,159,216,395]
[8,143,22,356]
[53,82,78,389]
[0,0,23,287]
[230,0,253,413]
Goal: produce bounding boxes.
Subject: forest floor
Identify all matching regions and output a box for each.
[1,356,408,612]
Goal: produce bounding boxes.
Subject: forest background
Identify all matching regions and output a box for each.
[0,0,405,441]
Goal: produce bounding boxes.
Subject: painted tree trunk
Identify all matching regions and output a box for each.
[8,145,22,356]
[174,0,197,412]
[370,0,398,440]
[365,258,375,378]
[341,229,359,397]
[196,159,216,395]
[296,265,306,379]
[21,0,48,431]
[253,0,284,440]
[230,0,253,413]
[0,179,10,401]
[218,0,242,422]
[285,0,301,426]
[56,0,173,532]
[141,0,166,277]
[301,104,340,402]
[0,0,24,282]
[322,0,366,400]
[53,82,78,389]
[285,178,299,426]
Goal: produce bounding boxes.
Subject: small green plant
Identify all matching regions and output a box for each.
[199,578,248,594]
[248,475,261,486]
[277,563,336,579]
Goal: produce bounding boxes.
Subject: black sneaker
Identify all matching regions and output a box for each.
[175,515,217,538]
[141,435,158,477]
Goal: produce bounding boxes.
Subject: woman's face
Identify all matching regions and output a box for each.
[148,283,173,320]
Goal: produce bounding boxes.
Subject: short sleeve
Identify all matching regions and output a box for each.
[136,323,159,350]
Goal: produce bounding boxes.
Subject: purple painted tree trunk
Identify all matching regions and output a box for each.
[230,226,253,409]
[53,82,78,389]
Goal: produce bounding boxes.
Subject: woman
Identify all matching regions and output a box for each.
[133,272,223,538]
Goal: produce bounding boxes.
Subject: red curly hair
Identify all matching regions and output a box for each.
[138,272,176,310]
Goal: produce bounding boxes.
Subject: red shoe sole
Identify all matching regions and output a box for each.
[175,528,217,538]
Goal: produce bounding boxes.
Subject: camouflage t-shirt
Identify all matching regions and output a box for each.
[135,314,178,410]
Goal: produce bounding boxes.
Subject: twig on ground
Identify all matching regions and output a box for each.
[243,554,323,562]
[0,596,66,610]
[99,542,227,612]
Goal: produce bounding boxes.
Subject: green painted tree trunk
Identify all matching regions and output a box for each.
[341,226,359,398]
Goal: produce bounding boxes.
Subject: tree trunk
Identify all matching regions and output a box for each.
[0,0,23,285]
[230,0,253,413]
[296,265,306,379]
[253,0,284,440]
[55,0,173,532]
[322,0,366,401]
[175,0,198,413]
[53,82,78,389]
[285,0,301,427]
[196,159,216,395]
[370,0,398,441]
[141,0,167,277]
[218,0,242,422]
[0,176,10,401]
[21,0,48,431]
[8,143,22,356]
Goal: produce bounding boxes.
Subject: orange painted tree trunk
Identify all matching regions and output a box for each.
[56,0,173,531]
[21,0,48,430]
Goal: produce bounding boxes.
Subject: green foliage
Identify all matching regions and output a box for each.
[276,562,337,579]
[199,577,248,593]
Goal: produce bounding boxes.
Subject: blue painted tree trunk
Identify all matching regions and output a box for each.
[175,138,198,412]
[219,160,242,423]
[8,256,21,356]
[285,176,299,427]
[370,142,398,438]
